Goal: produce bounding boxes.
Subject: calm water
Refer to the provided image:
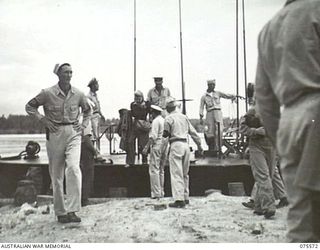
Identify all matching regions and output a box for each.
[0,134,117,158]
[0,133,207,158]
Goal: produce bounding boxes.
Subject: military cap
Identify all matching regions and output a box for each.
[53,63,71,75]
[153,77,163,82]
[150,105,163,112]
[207,79,216,85]
[166,97,177,108]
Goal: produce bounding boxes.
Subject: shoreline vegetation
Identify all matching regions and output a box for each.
[0,114,234,134]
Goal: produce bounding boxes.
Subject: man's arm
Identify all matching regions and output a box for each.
[239,115,265,137]
[255,45,280,145]
[163,117,171,138]
[146,89,152,103]
[199,95,205,118]
[26,90,58,132]
[218,91,236,101]
[80,93,92,129]
[25,90,46,121]
[187,118,203,152]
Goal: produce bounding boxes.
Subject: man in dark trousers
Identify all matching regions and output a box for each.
[80,121,98,207]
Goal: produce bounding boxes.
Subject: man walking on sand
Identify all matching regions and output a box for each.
[26,63,91,223]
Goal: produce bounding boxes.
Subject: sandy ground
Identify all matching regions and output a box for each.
[0,192,288,243]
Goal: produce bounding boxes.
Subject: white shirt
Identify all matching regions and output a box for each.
[149,115,164,145]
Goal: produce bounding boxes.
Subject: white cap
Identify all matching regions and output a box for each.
[165,97,177,108]
[53,64,60,75]
[150,105,163,112]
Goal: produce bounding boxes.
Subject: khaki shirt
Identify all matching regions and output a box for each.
[147,87,171,109]
[255,0,320,143]
[26,84,91,126]
[199,91,234,117]
[87,91,101,114]
[164,110,201,147]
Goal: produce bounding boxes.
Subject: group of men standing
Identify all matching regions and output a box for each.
[24,0,320,242]
[123,76,204,207]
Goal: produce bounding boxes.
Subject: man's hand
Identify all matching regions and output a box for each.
[73,122,85,133]
[199,115,204,125]
[40,117,58,133]
[198,145,204,158]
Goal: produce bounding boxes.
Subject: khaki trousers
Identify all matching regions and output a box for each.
[46,125,82,216]
[149,142,165,198]
[169,141,190,201]
[249,141,276,212]
[204,110,223,150]
[251,165,287,200]
[277,94,320,242]
[91,114,100,150]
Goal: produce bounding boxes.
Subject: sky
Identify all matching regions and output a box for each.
[0,0,286,119]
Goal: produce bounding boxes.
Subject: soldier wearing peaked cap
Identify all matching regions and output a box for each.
[199,79,236,154]
[147,77,171,112]
[163,97,204,208]
[147,77,172,179]
[26,63,91,223]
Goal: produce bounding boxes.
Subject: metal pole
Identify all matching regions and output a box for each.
[236,0,239,128]
[242,0,248,112]
[217,122,221,159]
[134,0,137,92]
[179,0,186,115]
[109,127,112,155]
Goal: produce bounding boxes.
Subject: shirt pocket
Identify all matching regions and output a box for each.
[205,96,214,107]
[213,95,220,105]
[68,105,79,120]
[47,105,62,118]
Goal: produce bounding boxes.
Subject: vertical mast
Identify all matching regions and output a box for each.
[179,0,186,115]
[236,0,239,128]
[134,0,137,92]
[242,0,248,112]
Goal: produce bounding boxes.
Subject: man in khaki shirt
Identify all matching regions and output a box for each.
[199,79,236,153]
[255,0,320,242]
[87,78,105,151]
[26,63,91,223]
[164,97,203,208]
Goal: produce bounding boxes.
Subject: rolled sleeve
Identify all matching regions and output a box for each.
[25,89,47,121]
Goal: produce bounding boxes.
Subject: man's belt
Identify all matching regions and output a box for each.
[207,107,221,111]
[93,111,99,114]
[54,122,77,126]
[169,138,187,144]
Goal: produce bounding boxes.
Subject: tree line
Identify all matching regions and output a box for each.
[0,114,232,134]
[0,115,120,134]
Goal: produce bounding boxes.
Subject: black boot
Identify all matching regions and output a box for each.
[276,197,289,208]
[169,200,186,208]
[57,214,70,223]
[68,212,81,223]
[242,199,254,209]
